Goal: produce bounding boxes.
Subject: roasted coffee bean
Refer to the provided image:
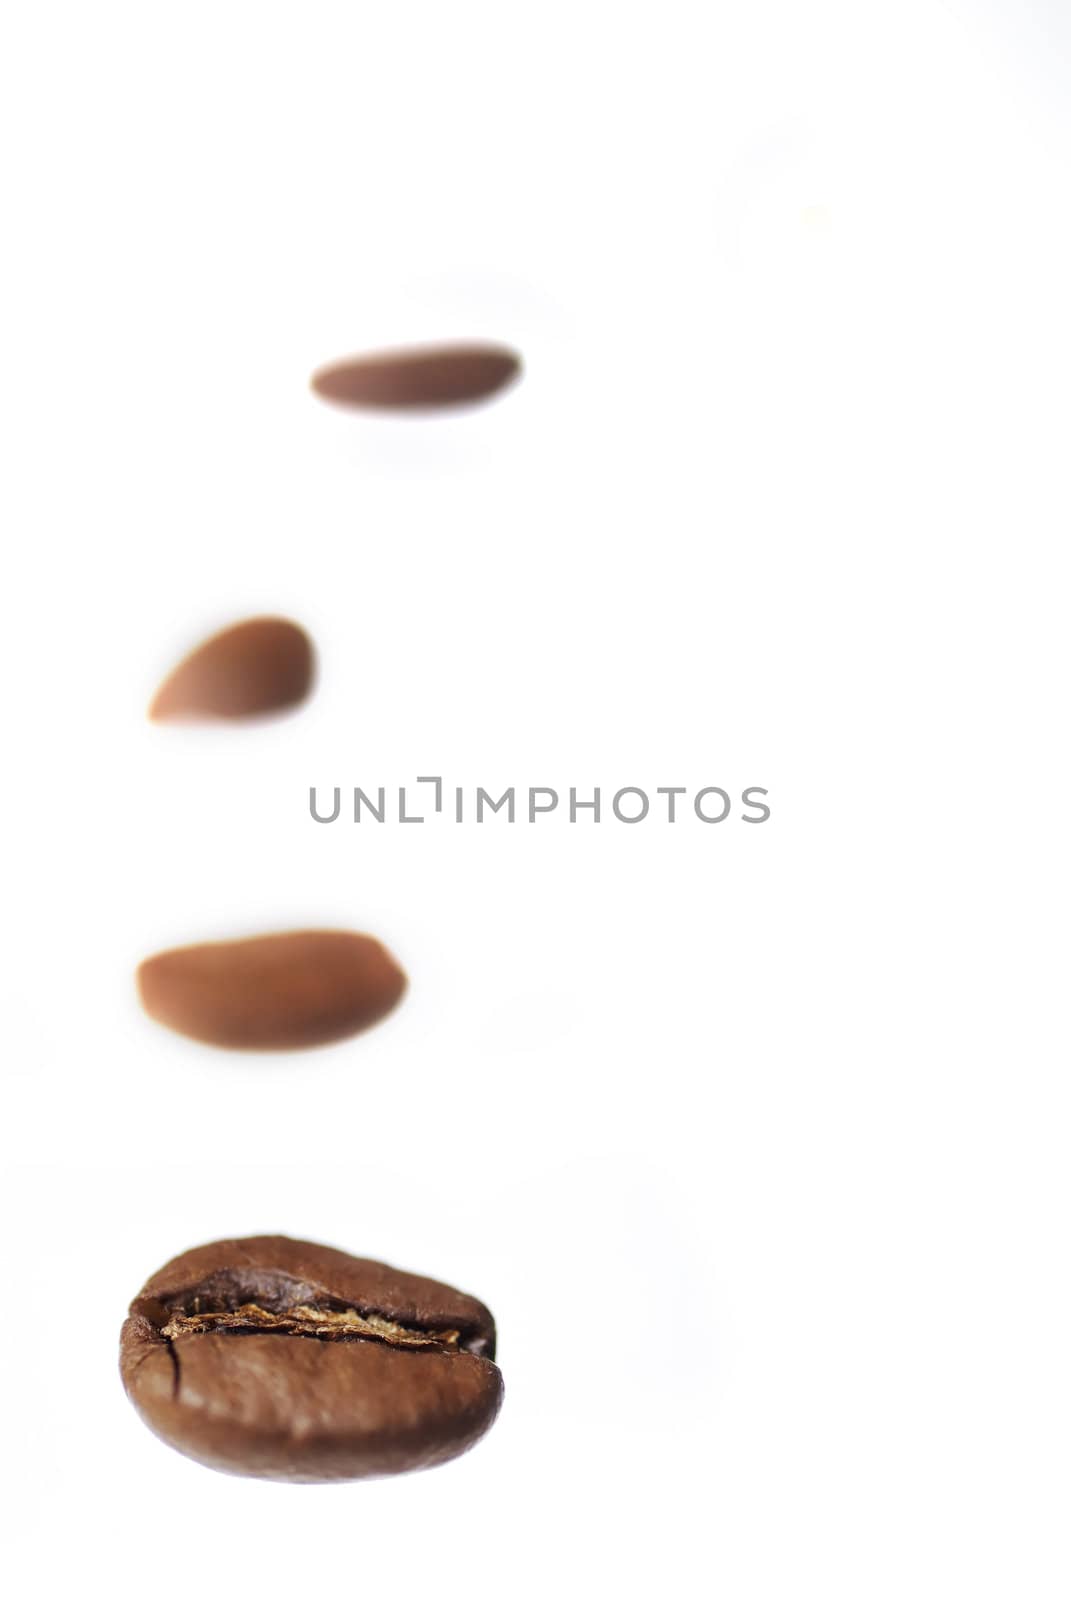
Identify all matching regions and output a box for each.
[121,1236,502,1482]
[137,930,406,1050]
[310,342,521,410]
[150,617,314,721]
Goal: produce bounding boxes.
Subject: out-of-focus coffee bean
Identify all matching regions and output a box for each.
[150,617,314,722]
[310,343,521,410]
[137,930,406,1050]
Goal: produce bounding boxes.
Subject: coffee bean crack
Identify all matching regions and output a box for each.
[160,1301,462,1352]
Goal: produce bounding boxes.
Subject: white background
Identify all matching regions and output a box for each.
[2,2,1070,1594]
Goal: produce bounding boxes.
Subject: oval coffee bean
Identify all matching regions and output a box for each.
[137,930,406,1050]
[310,342,521,410]
[150,617,314,721]
[120,1236,502,1482]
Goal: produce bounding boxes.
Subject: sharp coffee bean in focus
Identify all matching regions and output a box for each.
[120,1236,503,1482]
[310,342,521,410]
[137,930,406,1050]
[150,616,314,721]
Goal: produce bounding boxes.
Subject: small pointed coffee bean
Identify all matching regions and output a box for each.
[150,617,314,722]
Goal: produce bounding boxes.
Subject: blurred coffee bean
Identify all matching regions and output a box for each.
[310,342,521,410]
[150,617,313,721]
[137,930,406,1050]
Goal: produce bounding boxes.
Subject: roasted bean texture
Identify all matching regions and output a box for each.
[120,1236,502,1482]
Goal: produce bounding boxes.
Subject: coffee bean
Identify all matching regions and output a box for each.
[121,1236,502,1482]
[137,930,406,1050]
[150,617,314,721]
[310,342,521,410]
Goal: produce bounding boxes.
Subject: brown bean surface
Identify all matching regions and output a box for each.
[150,617,314,721]
[121,1235,502,1482]
[137,930,406,1050]
[310,342,521,410]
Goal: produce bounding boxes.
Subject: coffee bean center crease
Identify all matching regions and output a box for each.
[159,1301,461,1352]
